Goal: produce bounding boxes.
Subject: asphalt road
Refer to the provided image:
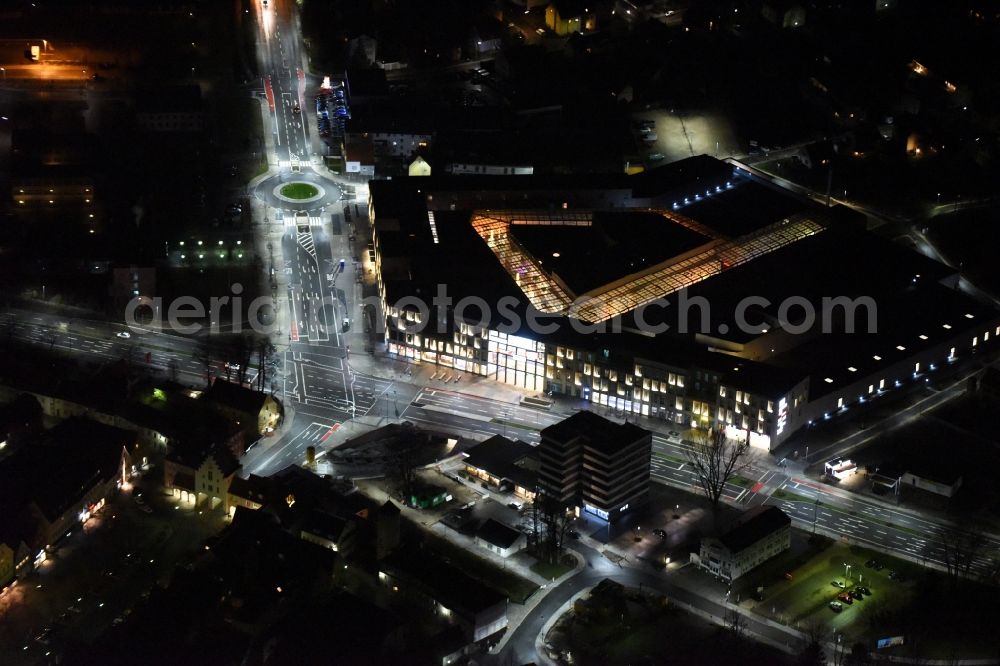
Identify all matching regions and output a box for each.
[492,541,797,665]
[10,296,987,576]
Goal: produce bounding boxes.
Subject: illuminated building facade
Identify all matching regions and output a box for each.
[368,155,1000,451]
[538,412,651,522]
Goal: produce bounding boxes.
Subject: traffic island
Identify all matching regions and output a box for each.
[279,182,320,199]
[270,180,326,204]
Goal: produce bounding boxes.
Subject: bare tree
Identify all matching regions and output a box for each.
[939,522,987,588]
[725,607,747,641]
[531,493,574,564]
[387,443,420,500]
[685,428,754,512]
[195,339,214,387]
[798,621,828,666]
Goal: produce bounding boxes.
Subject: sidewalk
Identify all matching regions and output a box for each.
[355,480,585,656]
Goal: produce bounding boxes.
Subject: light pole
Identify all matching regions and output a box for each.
[843,562,851,581]
[0,68,5,80]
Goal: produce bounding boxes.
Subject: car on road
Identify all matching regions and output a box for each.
[653,528,667,539]
[831,580,846,588]
[116,331,131,339]
[837,592,854,604]
[140,505,152,514]
[67,606,81,614]
[647,153,666,162]
[35,628,53,645]
[292,104,300,114]
[224,362,241,372]
[568,530,581,540]
[506,502,522,511]
[828,601,843,612]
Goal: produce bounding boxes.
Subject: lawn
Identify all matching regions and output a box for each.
[746,538,1000,659]
[279,182,320,199]
[414,525,539,604]
[531,554,576,581]
[558,587,789,666]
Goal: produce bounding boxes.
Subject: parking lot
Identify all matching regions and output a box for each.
[745,540,918,641]
[631,108,740,166]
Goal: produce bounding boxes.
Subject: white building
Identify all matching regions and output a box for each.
[475,519,527,558]
[699,506,791,582]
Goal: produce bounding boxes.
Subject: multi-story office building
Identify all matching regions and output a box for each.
[538,412,651,522]
[368,155,1000,452]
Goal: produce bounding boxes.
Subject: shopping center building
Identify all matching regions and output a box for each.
[367,155,1000,451]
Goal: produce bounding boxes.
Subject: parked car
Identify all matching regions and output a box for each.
[836,592,853,604]
[568,530,581,540]
[888,570,906,582]
[850,589,864,601]
[647,153,666,162]
[652,528,667,539]
[831,580,846,588]
[507,502,522,511]
[828,601,843,612]
[855,586,872,596]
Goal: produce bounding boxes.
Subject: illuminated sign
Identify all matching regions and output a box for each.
[584,504,609,521]
[776,397,788,436]
[876,636,905,649]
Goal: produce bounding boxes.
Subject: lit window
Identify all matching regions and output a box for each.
[896,345,906,351]
[824,377,833,384]
[942,324,951,330]
[918,334,928,340]
[873,355,881,361]
[965,313,974,319]
[847,367,857,373]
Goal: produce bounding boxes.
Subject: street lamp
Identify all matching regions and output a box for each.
[843,563,851,580]
[0,68,5,80]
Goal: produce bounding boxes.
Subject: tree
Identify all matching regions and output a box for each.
[685,428,754,512]
[531,493,574,564]
[387,443,420,500]
[725,607,747,641]
[939,522,987,588]
[798,621,828,666]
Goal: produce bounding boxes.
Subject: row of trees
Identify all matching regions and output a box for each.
[194,332,278,392]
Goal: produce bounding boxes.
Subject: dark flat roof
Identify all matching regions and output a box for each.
[718,506,790,553]
[541,411,649,455]
[677,177,806,238]
[511,211,712,295]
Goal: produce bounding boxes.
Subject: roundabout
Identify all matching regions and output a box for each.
[254,169,343,212]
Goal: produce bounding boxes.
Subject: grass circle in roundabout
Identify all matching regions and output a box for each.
[279,182,320,200]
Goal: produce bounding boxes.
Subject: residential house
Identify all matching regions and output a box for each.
[545,0,599,36]
[165,442,241,511]
[205,379,280,437]
[475,519,527,558]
